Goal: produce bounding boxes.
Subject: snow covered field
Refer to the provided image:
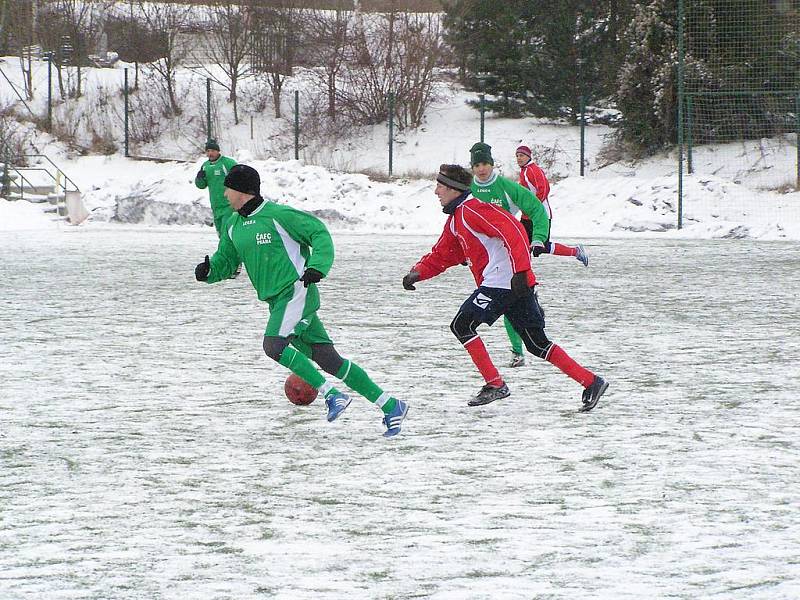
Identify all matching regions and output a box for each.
[2,229,799,599]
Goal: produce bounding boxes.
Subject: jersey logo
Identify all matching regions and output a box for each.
[256,232,272,245]
[243,219,255,226]
[473,293,492,309]
[475,188,491,193]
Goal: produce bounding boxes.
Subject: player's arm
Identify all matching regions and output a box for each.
[275,207,335,284]
[507,181,549,245]
[199,217,240,283]
[404,224,465,289]
[194,162,208,190]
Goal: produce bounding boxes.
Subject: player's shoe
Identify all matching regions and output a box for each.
[576,244,589,267]
[580,376,608,412]
[509,352,525,368]
[325,391,352,422]
[468,383,510,406]
[382,399,408,438]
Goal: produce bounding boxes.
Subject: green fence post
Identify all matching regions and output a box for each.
[206,78,212,139]
[579,95,586,176]
[687,94,693,175]
[388,92,394,177]
[294,91,299,160]
[47,54,52,131]
[479,94,485,143]
[124,68,129,157]
[676,0,685,230]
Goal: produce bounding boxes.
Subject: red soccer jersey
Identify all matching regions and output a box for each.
[519,161,551,220]
[413,196,536,289]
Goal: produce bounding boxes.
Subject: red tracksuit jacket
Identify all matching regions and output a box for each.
[519,161,552,220]
[413,195,536,289]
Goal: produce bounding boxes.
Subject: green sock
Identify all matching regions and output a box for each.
[278,346,326,389]
[335,359,397,414]
[504,316,524,355]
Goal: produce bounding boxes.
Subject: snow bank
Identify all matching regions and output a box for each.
[2,154,798,240]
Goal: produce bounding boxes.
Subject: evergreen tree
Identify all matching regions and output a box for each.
[442,0,633,121]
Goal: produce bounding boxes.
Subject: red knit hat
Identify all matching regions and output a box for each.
[516,145,532,157]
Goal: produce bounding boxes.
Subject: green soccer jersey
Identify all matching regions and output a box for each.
[195,155,238,232]
[205,198,334,302]
[470,171,549,244]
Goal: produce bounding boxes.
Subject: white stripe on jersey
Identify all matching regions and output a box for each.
[459,207,514,289]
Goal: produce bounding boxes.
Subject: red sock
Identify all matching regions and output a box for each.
[550,242,577,257]
[547,344,594,387]
[464,337,503,386]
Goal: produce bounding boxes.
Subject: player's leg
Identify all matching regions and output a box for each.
[263,282,327,389]
[310,338,407,435]
[506,289,607,410]
[544,216,588,266]
[504,316,525,367]
[450,287,511,406]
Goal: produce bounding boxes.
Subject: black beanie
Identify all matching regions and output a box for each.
[205,138,220,151]
[224,164,260,195]
[469,142,493,166]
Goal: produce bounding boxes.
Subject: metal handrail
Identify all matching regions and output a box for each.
[0,164,35,199]
[23,154,80,192]
[0,64,37,119]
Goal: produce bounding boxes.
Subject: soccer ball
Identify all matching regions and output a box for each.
[284,374,318,405]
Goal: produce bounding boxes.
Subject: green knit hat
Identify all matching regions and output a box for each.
[205,138,220,151]
[469,142,494,166]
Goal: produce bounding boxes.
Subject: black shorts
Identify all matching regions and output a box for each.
[458,285,546,330]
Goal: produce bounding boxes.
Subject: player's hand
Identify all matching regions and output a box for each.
[531,240,545,257]
[300,268,323,287]
[196,168,206,181]
[510,272,529,298]
[402,271,420,291]
[195,255,210,281]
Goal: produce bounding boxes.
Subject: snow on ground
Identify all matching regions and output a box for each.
[1,231,799,599]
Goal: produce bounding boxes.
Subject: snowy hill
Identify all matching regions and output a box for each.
[1,56,798,240]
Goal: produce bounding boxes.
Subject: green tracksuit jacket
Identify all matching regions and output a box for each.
[195,155,238,235]
[470,171,549,244]
[205,198,334,302]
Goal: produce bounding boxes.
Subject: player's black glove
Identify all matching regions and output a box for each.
[403,271,421,291]
[195,255,210,281]
[196,168,206,181]
[531,240,546,257]
[300,268,323,287]
[510,272,529,298]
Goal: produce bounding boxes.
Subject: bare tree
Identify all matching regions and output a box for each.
[337,10,442,130]
[5,0,35,99]
[393,13,442,129]
[107,10,165,91]
[249,0,299,119]
[36,0,105,99]
[305,2,351,120]
[190,0,253,125]
[137,0,193,116]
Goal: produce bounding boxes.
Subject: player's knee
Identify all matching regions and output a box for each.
[521,327,552,359]
[311,344,344,375]
[263,336,289,362]
[450,312,477,344]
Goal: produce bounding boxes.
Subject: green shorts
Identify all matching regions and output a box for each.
[265,282,333,355]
